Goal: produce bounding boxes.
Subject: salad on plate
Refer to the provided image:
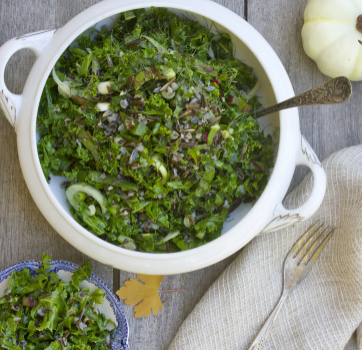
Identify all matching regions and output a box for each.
[0,254,115,349]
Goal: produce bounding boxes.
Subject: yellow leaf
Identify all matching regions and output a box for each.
[116,274,163,318]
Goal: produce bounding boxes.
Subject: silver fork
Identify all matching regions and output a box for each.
[248,222,335,350]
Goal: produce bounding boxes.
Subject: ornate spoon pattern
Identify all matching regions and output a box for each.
[255,76,352,119]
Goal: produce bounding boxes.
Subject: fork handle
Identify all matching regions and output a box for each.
[247,291,289,350]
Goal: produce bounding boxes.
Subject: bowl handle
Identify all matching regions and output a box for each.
[262,135,327,233]
[0,29,58,128]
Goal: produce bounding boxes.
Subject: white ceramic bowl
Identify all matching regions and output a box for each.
[0,0,326,274]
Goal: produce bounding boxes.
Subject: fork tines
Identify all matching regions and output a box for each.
[292,221,335,266]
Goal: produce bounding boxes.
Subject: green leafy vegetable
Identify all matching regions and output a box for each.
[79,52,94,76]
[71,260,92,288]
[37,8,274,253]
[0,255,115,349]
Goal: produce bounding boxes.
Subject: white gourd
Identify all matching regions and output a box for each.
[302,0,362,81]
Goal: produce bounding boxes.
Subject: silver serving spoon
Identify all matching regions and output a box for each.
[255,76,352,119]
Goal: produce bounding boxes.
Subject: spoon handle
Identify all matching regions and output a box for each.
[255,76,352,119]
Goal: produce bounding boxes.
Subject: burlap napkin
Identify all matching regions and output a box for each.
[169,145,362,350]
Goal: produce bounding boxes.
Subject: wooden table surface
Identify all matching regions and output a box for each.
[0,1,360,349]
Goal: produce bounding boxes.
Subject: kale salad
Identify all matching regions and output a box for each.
[37,8,274,253]
[0,255,115,349]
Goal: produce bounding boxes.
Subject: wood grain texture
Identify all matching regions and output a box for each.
[120,0,359,348]
[248,0,362,193]
[120,1,243,349]
[248,1,359,349]
[211,0,245,18]
[2,0,358,349]
[119,254,237,350]
[0,1,242,348]
[0,0,112,287]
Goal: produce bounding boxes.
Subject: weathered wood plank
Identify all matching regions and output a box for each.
[48,2,245,350]
[0,0,112,288]
[118,0,361,347]
[55,0,103,28]
[119,254,237,350]
[211,0,245,18]
[118,1,244,349]
[248,2,359,349]
[248,0,362,193]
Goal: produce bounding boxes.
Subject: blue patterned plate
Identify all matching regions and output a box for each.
[0,260,129,350]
